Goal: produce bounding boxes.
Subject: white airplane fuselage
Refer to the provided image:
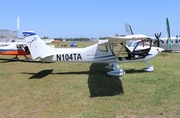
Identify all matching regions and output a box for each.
[40,43,116,63]
[40,40,161,64]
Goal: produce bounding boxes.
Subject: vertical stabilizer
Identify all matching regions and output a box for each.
[125,23,133,35]
[22,31,52,60]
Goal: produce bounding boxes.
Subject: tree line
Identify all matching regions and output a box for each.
[19,36,108,41]
[53,37,107,41]
[54,38,90,41]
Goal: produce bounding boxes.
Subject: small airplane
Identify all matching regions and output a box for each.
[0,41,55,61]
[0,27,31,60]
[125,18,180,51]
[0,34,55,61]
[0,42,31,61]
[70,41,77,47]
[154,18,180,51]
[152,35,180,51]
[0,30,31,60]
[153,18,180,51]
[22,31,164,76]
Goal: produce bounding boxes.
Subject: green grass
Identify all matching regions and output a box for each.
[0,42,179,117]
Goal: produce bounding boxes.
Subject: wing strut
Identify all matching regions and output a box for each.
[105,43,125,76]
[116,43,124,60]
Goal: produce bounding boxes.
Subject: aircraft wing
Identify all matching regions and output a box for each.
[97,39,108,44]
[0,42,27,45]
[107,34,148,43]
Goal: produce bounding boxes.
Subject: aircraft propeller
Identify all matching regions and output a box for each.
[154,32,161,47]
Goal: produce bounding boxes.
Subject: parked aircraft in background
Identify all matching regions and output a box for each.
[153,18,180,51]
[70,41,77,47]
[22,31,164,76]
[0,42,31,61]
[152,35,180,51]
[0,15,54,61]
[0,39,55,61]
[125,18,180,51]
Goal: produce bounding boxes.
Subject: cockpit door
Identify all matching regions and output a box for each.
[132,39,152,59]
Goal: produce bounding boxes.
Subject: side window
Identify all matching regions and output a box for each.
[98,45,108,52]
[16,45,22,49]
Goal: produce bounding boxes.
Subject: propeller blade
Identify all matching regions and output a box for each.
[159,32,162,37]
[166,18,172,49]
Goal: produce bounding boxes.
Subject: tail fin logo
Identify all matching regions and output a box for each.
[27,37,37,47]
[23,31,36,37]
[23,34,30,37]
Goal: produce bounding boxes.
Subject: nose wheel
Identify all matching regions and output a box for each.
[142,61,154,72]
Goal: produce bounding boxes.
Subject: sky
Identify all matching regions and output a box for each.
[1,0,180,38]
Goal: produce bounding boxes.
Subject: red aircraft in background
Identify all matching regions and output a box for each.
[0,42,31,61]
[0,41,55,61]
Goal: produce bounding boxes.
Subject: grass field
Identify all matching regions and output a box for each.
[0,42,180,118]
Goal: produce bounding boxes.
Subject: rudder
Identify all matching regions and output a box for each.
[22,31,52,60]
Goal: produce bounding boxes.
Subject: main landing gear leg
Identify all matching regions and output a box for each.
[23,55,32,62]
[107,62,125,76]
[142,61,154,72]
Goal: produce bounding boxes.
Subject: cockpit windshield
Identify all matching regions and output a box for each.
[126,40,143,48]
[126,40,134,47]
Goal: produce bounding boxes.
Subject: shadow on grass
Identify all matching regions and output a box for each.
[0,57,54,63]
[0,58,54,64]
[124,69,148,74]
[0,57,25,63]
[21,63,149,97]
[21,63,124,97]
[88,63,124,97]
[22,69,54,79]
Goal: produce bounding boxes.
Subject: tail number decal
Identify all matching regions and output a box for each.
[56,53,82,61]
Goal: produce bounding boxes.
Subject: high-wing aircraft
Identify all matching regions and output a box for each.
[0,42,31,61]
[125,18,180,51]
[0,27,31,60]
[152,35,180,51]
[153,18,180,51]
[0,41,55,62]
[22,31,164,76]
[0,42,55,61]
